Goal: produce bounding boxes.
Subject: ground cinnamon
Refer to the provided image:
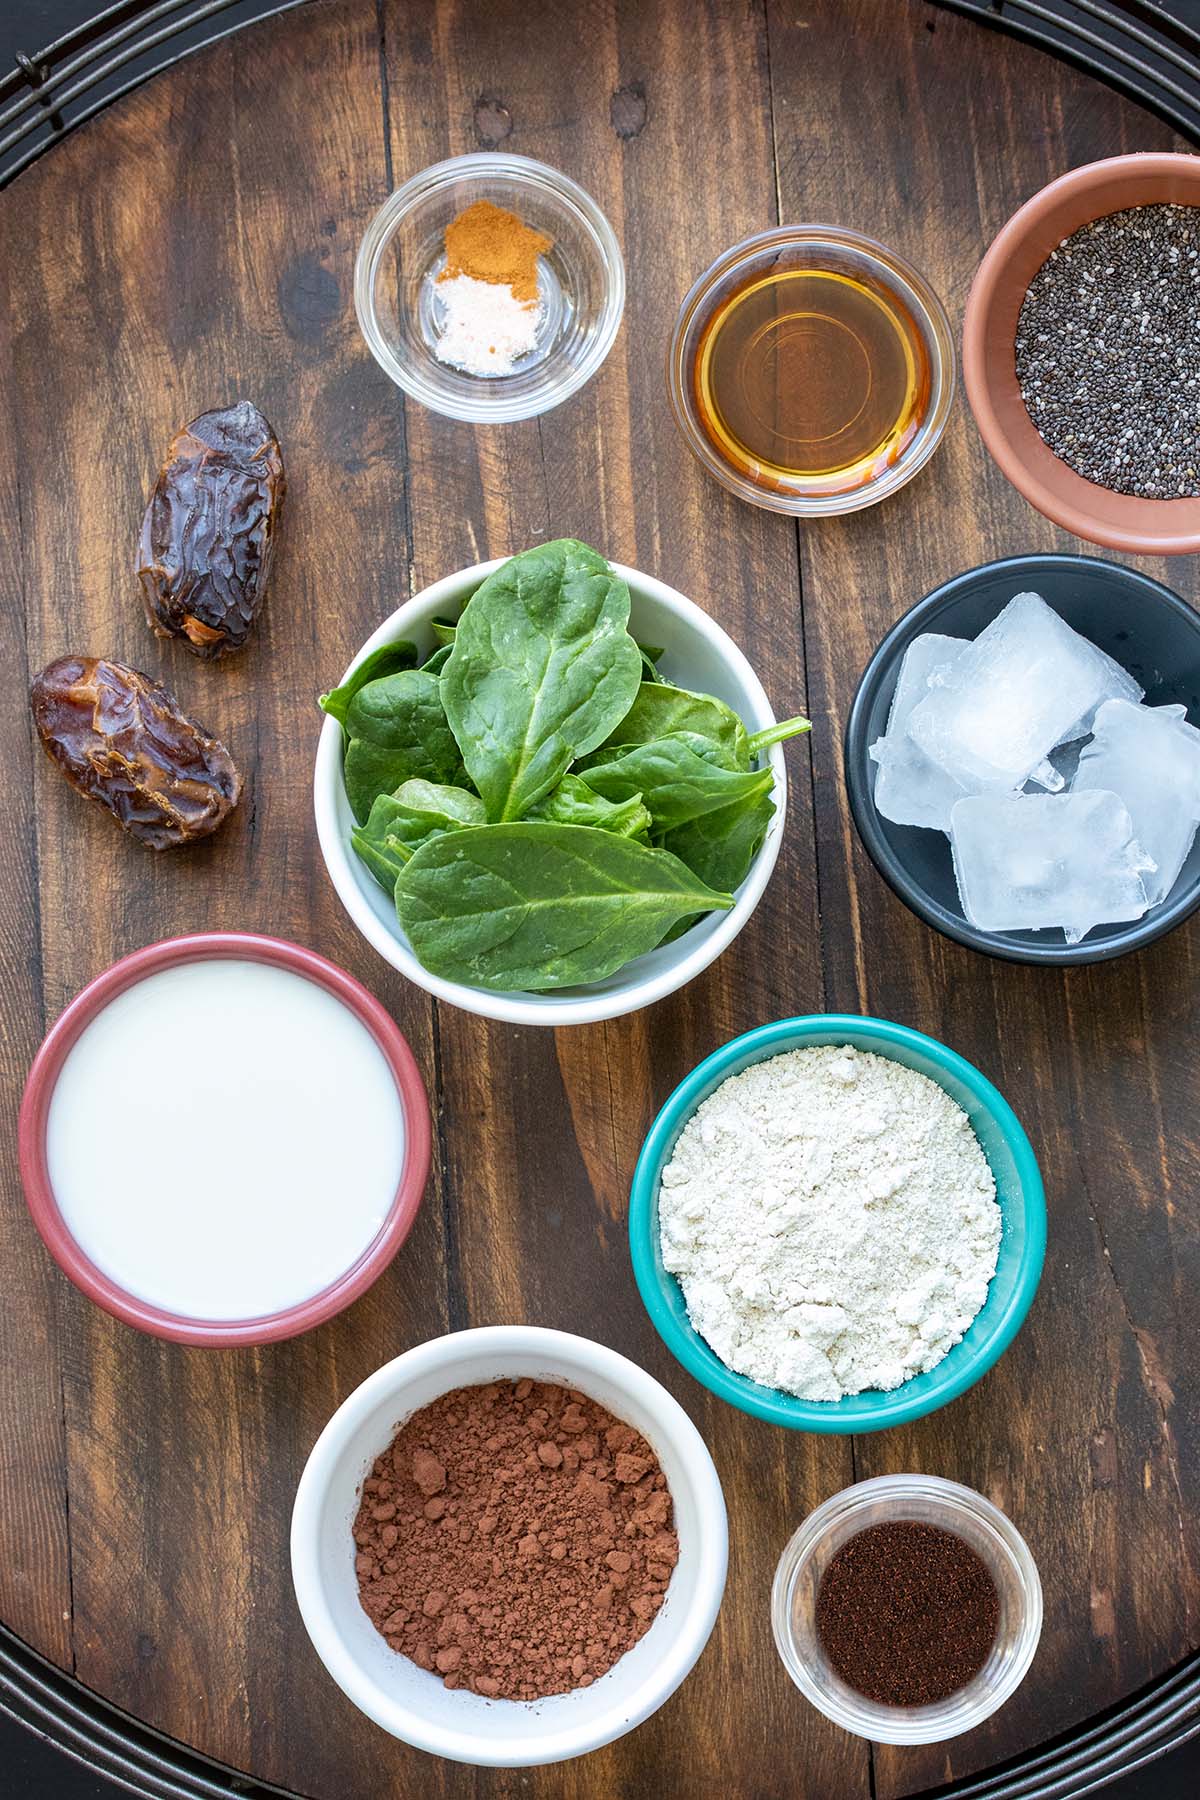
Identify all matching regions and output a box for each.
[353,1379,678,1700]
[440,199,551,304]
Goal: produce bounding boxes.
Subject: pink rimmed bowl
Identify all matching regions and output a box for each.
[18,932,431,1346]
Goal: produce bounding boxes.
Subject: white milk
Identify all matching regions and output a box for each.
[46,959,408,1321]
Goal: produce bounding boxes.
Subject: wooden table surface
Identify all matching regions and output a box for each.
[1,1,1198,1795]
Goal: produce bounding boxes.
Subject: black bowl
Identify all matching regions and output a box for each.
[844,554,1200,966]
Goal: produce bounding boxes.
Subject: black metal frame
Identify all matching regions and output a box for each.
[1,0,1199,1794]
[941,0,1200,142]
[0,0,306,187]
[0,1624,283,1800]
[3,0,1200,187]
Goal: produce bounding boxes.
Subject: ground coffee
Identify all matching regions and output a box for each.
[353,1379,679,1700]
[815,1520,999,1707]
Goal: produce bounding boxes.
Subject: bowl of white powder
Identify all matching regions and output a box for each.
[629,1016,1045,1432]
[355,153,624,423]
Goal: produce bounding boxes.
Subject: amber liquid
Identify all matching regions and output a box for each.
[693,267,931,497]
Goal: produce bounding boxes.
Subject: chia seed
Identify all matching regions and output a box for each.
[1014,202,1200,500]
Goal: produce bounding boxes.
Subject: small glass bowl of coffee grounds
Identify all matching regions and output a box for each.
[355,152,625,423]
[771,1473,1042,1745]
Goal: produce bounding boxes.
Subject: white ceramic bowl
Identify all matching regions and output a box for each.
[290,1326,728,1767]
[314,559,789,1026]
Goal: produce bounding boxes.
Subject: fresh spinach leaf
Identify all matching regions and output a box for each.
[342,668,464,823]
[601,680,752,766]
[527,773,652,839]
[655,784,778,945]
[390,779,486,824]
[326,538,811,993]
[581,731,773,832]
[352,780,486,893]
[394,822,733,991]
[661,786,776,894]
[352,828,409,894]
[441,539,642,821]
[319,640,418,728]
[636,642,666,683]
[351,808,412,893]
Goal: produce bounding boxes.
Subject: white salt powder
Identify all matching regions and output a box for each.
[659,1045,1001,1400]
[433,273,542,377]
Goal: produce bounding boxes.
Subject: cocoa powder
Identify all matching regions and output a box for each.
[353,1379,678,1701]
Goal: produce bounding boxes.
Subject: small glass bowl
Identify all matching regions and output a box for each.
[771,1474,1042,1745]
[668,225,956,517]
[354,152,625,424]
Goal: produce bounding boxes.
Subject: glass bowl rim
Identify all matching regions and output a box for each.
[353,151,626,424]
[769,1472,1043,1744]
[666,222,957,517]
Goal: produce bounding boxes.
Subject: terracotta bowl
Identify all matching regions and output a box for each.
[963,153,1200,556]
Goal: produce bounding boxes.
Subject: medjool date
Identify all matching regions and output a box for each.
[138,400,285,658]
[31,657,242,849]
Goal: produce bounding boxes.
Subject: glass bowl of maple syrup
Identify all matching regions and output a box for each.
[668,226,956,517]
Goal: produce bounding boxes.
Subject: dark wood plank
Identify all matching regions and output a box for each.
[0,196,72,1673]
[766,1,1200,1791]
[2,0,452,1785]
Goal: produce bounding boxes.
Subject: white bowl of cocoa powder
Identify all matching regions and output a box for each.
[291,1326,728,1765]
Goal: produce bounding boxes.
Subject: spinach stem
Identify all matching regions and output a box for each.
[747,715,812,756]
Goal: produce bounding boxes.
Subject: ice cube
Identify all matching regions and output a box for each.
[949,790,1154,940]
[869,633,971,829]
[1058,641,1145,739]
[908,593,1144,792]
[1025,739,1083,793]
[1027,757,1066,793]
[1073,699,1200,905]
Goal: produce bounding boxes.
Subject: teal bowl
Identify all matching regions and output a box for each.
[629,1016,1046,1434]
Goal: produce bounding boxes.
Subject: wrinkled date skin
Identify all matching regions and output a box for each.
[137,400,285,658]
[31,657,242,849]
